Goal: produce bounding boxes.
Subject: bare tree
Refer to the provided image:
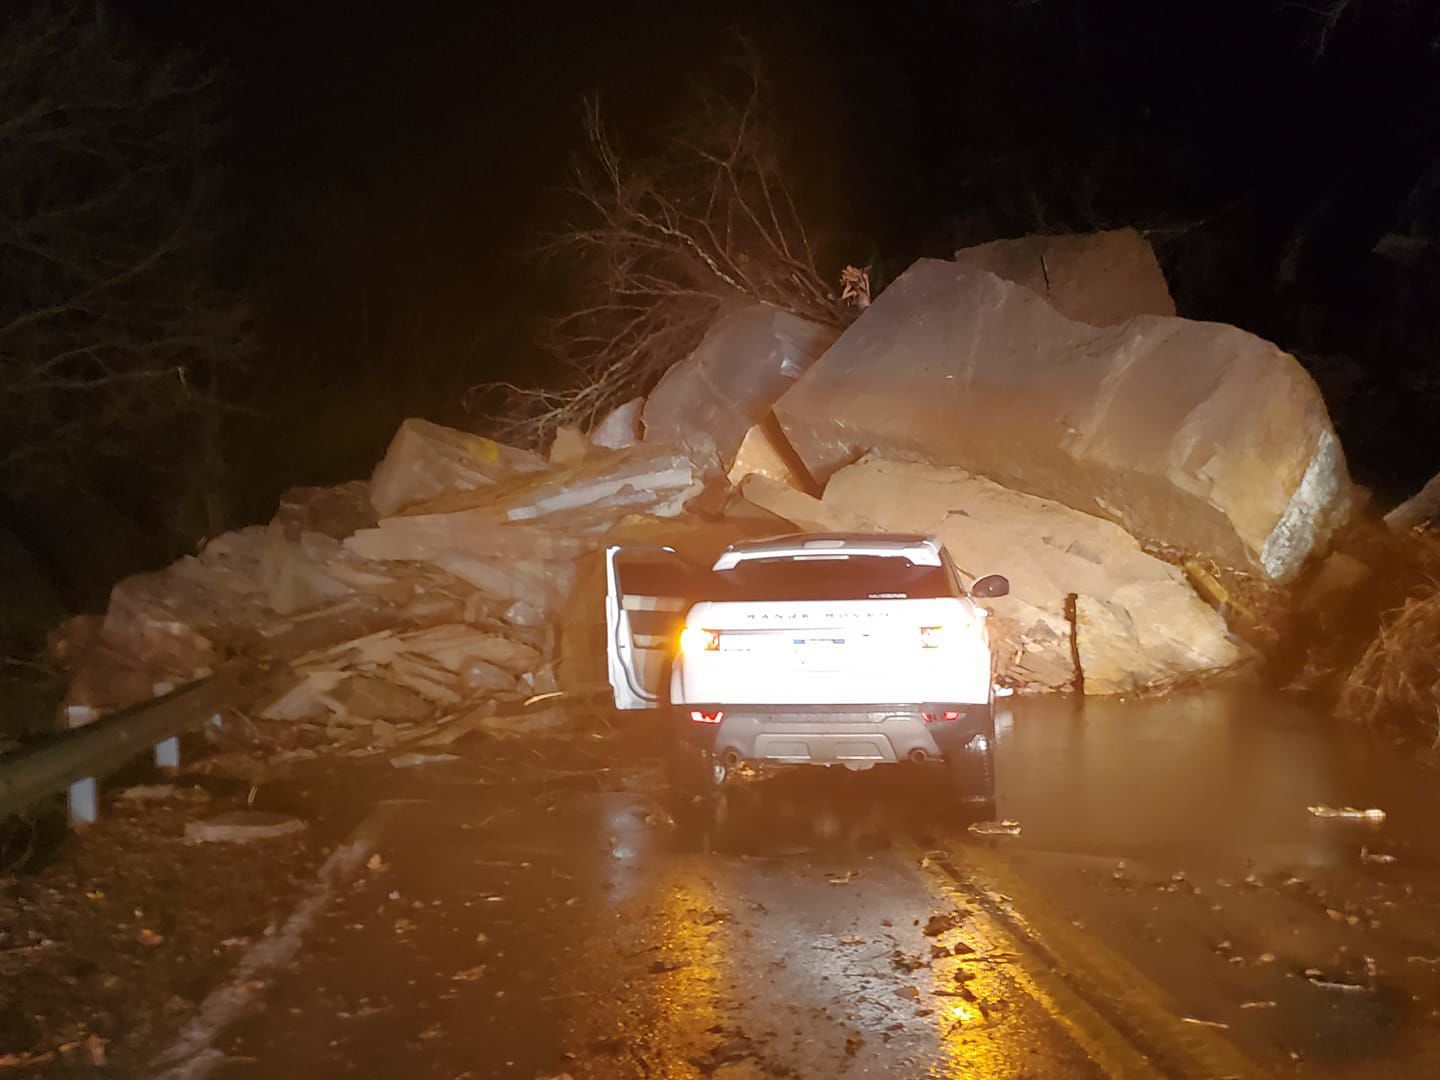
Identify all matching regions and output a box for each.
[1298,0,1358,59]
[0,2,249,536]
[480,56,849,447]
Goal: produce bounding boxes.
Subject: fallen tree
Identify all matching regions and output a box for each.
[1335,531,1440,745]
[480,55,849,447]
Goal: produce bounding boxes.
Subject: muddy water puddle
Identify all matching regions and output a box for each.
[675,683,1434,872]
[996,684,1434,870]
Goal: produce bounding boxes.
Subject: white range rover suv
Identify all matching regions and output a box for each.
[603,533,1008,808]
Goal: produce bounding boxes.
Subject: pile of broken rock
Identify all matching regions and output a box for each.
[54,422,703,766]
[623,229,1354,695]
[53,228,1359,759]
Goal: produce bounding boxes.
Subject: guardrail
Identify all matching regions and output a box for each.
[0,663,273,825]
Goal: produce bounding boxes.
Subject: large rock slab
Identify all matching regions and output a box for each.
[642,304,837,469]
[773,259,1352,581]
[350,447,700,551]
[1072,586,1244,696]
[589,396,644,449]
[952,228,1174,326]
[347,446,701,616]
[1385,471,1440,532]
[369,418,547,518]
[742,457,1244,694]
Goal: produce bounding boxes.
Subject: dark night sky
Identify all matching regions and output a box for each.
[107,1,1440,505]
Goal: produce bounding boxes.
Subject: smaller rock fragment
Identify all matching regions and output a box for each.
[968,820,1022,836]
[1308,805,1386,823]
[184,811,307,843]
[389,752,461,769]
[923,911,966,937]
[116,784,176,801]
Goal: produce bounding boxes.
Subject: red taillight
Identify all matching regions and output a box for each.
[922,710,961,724]
[689,709,724,724]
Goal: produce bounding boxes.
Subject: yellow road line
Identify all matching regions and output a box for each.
[904,836,1268,1080]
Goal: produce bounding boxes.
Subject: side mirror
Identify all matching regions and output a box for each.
[971,574,1010,599]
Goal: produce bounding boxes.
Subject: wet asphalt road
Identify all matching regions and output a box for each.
[208,687,1440,1078]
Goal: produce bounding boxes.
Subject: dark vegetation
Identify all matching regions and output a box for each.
[1289,524,1440,749]
[0,2,246,656]
[0,781,319,1072]
[1,0,1439,670]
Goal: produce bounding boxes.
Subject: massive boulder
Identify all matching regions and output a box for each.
[739,457,1244,694]
[642,304,838,470]
[772,259,1352,581]
[952,228,1174,326]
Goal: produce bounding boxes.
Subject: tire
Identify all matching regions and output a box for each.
[669,738,727,801]
[946,733,996,817]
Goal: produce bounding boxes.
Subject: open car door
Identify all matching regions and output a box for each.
[604,545,702,710]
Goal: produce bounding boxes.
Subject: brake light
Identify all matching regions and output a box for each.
[678,627,720,655]
[922,710,962,723]
[919,626,946,648]
[689,709,724,724]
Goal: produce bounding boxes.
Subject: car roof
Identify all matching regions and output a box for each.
[712,532,944,570]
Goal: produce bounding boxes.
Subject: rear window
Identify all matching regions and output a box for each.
[714,555,956,601]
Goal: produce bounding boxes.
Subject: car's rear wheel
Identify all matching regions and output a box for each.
[946,733,996,818]
[669,739,727,801]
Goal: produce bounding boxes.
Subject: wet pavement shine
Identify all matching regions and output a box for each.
[214,686,1440,1078]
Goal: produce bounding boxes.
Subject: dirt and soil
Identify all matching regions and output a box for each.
[0,776,324,1074]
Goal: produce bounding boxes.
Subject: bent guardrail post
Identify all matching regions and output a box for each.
[0,663,272,826]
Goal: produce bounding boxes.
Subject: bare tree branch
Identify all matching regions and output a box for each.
[474,54,851,447]
[0,1,250,535]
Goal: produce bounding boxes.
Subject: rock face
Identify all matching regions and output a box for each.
[952,228,1175,326]
[773,259,1352,581]
[740,457,1245,694]
[642,304,837,469]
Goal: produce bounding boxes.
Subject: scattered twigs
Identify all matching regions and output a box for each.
[1336,532,1440,745]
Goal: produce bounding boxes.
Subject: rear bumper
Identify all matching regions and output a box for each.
[676,703,992,765]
